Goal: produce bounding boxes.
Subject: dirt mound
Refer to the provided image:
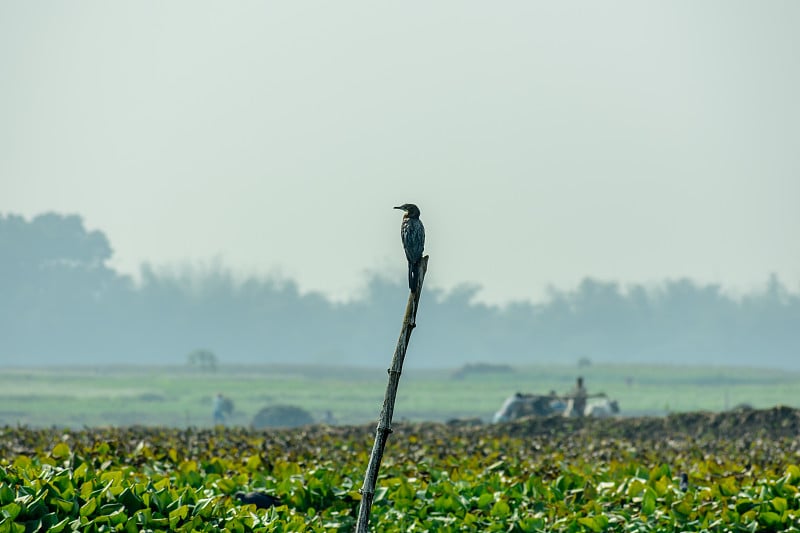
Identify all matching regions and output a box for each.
[486,405,800,442]
[289,406,800,447]
[251,405,315,429]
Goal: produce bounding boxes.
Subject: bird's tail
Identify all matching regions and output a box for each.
[408,260,419,292]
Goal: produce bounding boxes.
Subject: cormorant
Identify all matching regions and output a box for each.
[234,491,282,509]
[394,203,425,292]
[679,473,689,492]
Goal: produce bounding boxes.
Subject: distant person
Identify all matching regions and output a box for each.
[573,377,588,414]
[564,377,588,417]
[213,393,226,425]
[563,376,611,417]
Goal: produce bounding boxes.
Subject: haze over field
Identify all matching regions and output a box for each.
[2,213,798,369]
[2,2,798,305]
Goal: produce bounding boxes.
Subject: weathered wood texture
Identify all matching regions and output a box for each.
[355,256,429,533]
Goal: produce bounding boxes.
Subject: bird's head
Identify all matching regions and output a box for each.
[394,203,420,218]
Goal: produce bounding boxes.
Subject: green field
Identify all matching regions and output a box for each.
[1,364,798,428]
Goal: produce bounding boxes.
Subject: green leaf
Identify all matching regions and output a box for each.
[672,495,693,517]
[641,487,656,516]
[117,487,145,513]
[99,470,122,486]
[0,522,25,533]
[79,480,94,500]
[215,478,236,494]
[373,486,388,503]
[24,492,48,520]
[578,516,603,532]
[245,455,261,471]
[45,518,70,533]
[72,462,89,483]
[626,479,646,498]
[151,488,173,513]
[771,497,787,513]
[735,499,756,514]
[649,464,670,482]
[79,498,97,517]
[785,464,800,485]
[53,498,75,513]
[490,499,510,519]
[168,505,189,529]
[0,485,14,506]
[758,511,783,528]
[93,442,110,456]
[108,508,128,526]
[477,492,494,509]
[1,502,22,520]
[51,443,71,460]
[40,512,61,530]
[718,477,738,497]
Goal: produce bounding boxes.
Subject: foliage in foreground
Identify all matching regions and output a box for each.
[1,409,800,532]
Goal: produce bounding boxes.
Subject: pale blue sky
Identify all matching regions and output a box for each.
[2,2,798,303]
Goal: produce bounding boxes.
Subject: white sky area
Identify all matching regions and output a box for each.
[2,2,798,304]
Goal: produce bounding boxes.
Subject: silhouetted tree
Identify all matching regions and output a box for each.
[1,211,798,369]
[186,349,218,371]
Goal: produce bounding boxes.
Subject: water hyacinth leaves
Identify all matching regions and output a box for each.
[0,419,797,532]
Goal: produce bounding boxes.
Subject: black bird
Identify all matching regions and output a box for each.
[234,491,282,509]
[394,203,425,292]
[679,472,689,492]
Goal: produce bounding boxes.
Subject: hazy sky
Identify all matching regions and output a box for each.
[2,2,798,303]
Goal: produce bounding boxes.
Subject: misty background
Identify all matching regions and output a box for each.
[2,3,799,373]
[2,212,797,369]
[2,2,799,306]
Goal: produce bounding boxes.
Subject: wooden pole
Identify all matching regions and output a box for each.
[355,255,429,533]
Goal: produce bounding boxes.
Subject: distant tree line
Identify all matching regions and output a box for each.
[1,212,798,369]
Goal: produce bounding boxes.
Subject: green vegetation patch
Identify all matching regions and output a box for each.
[1,408,800,532]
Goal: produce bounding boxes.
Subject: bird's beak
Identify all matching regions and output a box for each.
[393,205,403,210]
